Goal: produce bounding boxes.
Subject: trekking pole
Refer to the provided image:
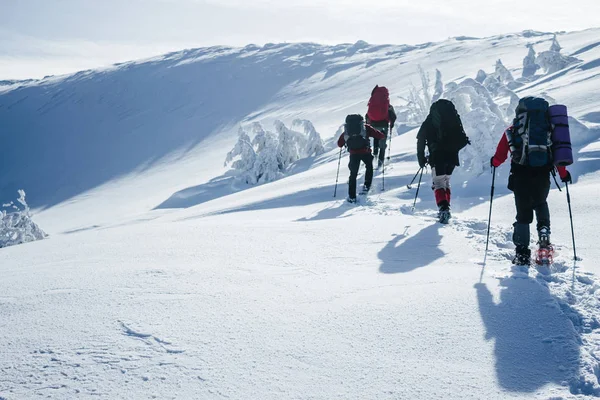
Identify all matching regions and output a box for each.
[387,125,393,161]
[407,168,422,189]
[565,181,577,261]
[482,166,496,274]
[333,147,343,197]
[382,154,386,191]
[411,167,424,211]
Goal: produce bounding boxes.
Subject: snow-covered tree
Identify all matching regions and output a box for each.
[536,50,579,74]
[293,119,325,157]
[550,34,562,53]
[432,69,443,103]
[475,70,487,83]
[522,44,540,78]
[535,35,580,74]
[1,190,47,248]
[252,134,282,184]
[274,120,306,170]
[225,127,257,183]
[441,78,507,176]
[224,119,324,185]
[404,65,433,125]
[251,122,274,153]
[494,59,515,84]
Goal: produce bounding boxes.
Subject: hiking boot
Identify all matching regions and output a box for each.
[512,246,531,266]
[438,206,451,224]
[346,196,357,204]
[538,226,551,249]
[360,185,370,194]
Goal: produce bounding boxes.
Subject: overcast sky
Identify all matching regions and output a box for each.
[1,0,598,79]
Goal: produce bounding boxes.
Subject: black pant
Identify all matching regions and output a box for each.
[348,153,374,198]
[509,168,551,247]
[372,125,388,163]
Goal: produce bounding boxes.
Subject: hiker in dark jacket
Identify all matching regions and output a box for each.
[338,114,386,203]
[417,100,469,224]
[491,126,572,265]
[365,85,397,169]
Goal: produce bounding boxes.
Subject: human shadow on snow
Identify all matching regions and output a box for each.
[475,278,585,395]
[378,223,443,274]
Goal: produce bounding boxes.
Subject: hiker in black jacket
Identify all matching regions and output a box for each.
[417,99,469,224]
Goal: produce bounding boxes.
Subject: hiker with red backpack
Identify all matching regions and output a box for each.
[490,96,573,267]
[366,85,397,169]
[416,99,470,224]
[337,114,386,203]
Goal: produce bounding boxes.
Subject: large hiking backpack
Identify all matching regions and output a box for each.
[429,99,469,153]
[367,86,390,122]
[507,96,553,167]
[344,114,369,150]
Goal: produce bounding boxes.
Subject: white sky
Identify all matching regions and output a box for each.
[1,0,599,79]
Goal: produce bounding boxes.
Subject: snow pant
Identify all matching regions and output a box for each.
[348,153,374,199]
[372,125,389,164]
[508,168,551,248]
[431,163,455,209]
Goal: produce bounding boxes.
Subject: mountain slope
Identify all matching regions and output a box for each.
[2,28,600,399]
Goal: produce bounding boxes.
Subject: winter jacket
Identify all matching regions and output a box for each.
[491,128,568,179]
[366,105,397,127]
[416,116,460,167]
[338,124,386,155]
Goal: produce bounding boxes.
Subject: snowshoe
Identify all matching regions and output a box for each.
[535,246,554,267]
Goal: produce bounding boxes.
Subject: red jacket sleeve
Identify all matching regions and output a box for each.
[491,130,510,167]
[366,125,385,140]
[337,133,345,148]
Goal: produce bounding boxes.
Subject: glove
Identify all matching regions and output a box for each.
[418,154,427,168]
[490,156,495,168]
[561,171,572,184]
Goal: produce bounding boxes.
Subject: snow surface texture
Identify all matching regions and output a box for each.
[2,28,600,399]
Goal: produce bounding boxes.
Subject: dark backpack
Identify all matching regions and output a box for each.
[429,99,469,153]
[507,96,552,167]
[344,114,369,150]
[367,86,390,122]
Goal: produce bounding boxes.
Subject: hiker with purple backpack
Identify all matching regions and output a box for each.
[490,96,573,268]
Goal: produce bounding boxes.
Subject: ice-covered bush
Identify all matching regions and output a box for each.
[1,190,47,249]
[225,119,325,185]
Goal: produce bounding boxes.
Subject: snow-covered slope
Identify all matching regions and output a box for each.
[2,28,600,399]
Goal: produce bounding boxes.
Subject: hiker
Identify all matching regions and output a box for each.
[337,114,386,203]
[366,85,397,169]
[416,99,470,223]
[490,96,573,265]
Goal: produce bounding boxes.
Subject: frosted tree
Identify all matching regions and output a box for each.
[274,120,306,170]
[432,69,444,103]
[522,44,540,78]
[442,78,507,175]
[536,35,580,74]
[225,127,258,183]
[494,59,515,84]
[404,65,434,124]
[252,136,282,184]
[293,119,325,157]
[550,34,562,53]
[475,70,487,84]
[1,190,47,248]
[251,122,273,153]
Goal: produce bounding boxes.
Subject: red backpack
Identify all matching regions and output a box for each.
[367,86,390,122]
